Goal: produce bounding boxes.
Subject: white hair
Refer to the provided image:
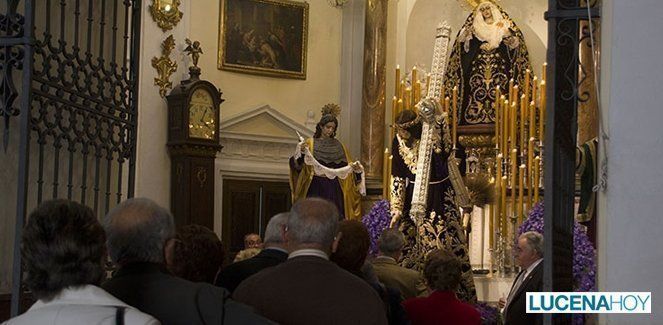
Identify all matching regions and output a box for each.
[520,231,544,257]
[472,2,510,50]
[103,198,175,265]
[264,212,289,244]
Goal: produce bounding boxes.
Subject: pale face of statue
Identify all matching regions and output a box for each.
[321,121,336,138]
[479,5,494,23]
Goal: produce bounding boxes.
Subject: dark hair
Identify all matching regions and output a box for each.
[330,220,370,274]
[423,249,462,292]
[22,200,106,301]
[395,109,422,141]
[170,224,224,284]
[313,114,338,138]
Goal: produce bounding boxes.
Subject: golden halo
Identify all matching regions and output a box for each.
[321,103,341,118]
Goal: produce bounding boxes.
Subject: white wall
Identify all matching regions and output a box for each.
[598,0,663,323]
[133,1,191,207]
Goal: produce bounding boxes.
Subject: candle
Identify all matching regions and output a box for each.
[508,78,514,105]
[397,98,404,113]
[415,80,422,104]
[411,67,418,106]
[527,137,535,212]
[534,156,541,203]
[510,102,517,150]
[391,96,398,125]
[444,97,450,114]
[405,87,412,111]
[490,176,496,250]
[510,149,517,220]
[524,69,531,108]
[495,92,500,151]
[518,164,525,224]
[542,62,548,83]
[494,154,503,248]
[529,101,536,142]
[452,86,458,148]
[502,97,508,154]
[391,96,398,144]
[520,94,526,153]
[513,85,519,106]
[531,76,538,107]
[539,80,546,143]
[383,148,390,199]
[501,176,507,235]
[387,154,393,202]
[395,65,401,99]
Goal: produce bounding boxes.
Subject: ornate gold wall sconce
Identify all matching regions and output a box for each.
[149,0,183,32]
[152,35,178,97]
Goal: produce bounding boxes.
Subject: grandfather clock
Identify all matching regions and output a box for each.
[166,66,223,229]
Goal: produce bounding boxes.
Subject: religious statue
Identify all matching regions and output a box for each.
[289,104,365,220]
[445,0,531,125]
[184,38,203,68]
[389,107,477,303]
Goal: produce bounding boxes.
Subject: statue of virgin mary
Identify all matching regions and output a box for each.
[445,0,532,125]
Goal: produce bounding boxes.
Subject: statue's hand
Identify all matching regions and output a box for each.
[389,210,402,228]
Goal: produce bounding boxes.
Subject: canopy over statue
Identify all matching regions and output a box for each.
[444,1,532,126]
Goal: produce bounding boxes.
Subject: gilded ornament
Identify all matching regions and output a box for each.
[151,35,177,98]
[149,0,183,32]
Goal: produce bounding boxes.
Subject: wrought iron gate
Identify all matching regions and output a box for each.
[0,0,141,316]
[544,0,600,323]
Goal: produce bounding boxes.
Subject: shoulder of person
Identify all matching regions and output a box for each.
[123,307,161,325]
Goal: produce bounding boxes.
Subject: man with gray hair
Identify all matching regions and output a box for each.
[500,231,544,325]
[372,228,426,299]
[215,212,290,293]
[234,198,387,325]
[102,198,272,325]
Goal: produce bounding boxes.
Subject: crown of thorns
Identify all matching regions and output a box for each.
[394,114,421,130]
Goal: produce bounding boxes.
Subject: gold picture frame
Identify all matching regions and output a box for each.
[218,0,309,79]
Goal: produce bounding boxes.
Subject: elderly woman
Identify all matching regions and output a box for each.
[289,104,364,219]
[5,200,157,324]
[403,249,480,325]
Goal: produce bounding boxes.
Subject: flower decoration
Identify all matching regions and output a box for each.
[361,199,391,257]
[475,302,501,324]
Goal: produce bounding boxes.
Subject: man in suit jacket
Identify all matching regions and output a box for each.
[234,198,388,325]
[216,212,289,293]
[102,198,272,325]
[372,228,426,299]
[500,231,544,325]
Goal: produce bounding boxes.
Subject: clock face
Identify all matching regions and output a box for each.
[188,88,216,140]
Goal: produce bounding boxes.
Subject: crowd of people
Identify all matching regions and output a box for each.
[3,196,543,325]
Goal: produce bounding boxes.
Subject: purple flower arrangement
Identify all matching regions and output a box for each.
[518,202,597,324]
[361,199,391,257]
[474,302,501,325]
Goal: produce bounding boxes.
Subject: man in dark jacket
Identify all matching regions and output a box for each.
[102,198,273,325]
[216,212,289,293]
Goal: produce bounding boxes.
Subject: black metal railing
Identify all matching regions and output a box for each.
[1,0,141,316]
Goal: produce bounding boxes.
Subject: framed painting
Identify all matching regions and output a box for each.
[218,0,309,79]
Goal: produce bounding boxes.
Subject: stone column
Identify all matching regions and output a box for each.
[360,0,387,180]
